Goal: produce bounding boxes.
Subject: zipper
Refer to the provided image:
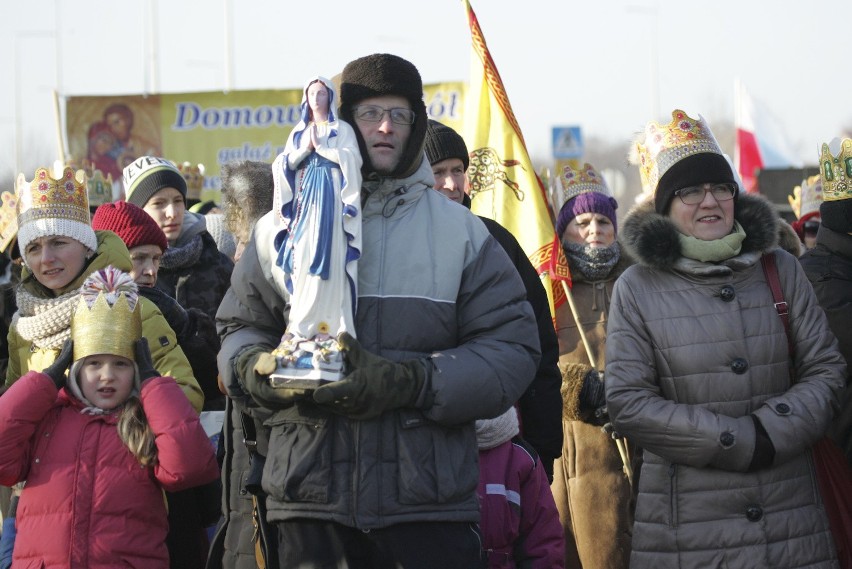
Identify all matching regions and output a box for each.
[669,463,678,528]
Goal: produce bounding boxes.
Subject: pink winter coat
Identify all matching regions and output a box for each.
[0,371,220,569]
[478,438,564,568]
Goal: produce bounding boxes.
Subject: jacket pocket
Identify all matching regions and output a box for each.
[668,462,678,528]
[396,411,478,505]
[262,405,332,503]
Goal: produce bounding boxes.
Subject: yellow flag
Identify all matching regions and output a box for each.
[462,0,570,315]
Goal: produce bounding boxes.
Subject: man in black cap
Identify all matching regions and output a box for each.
[425,119,563,481]
[216,53,541,567]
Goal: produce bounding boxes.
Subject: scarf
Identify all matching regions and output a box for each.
[13,287,80,350]
[160,234,204,271]
[563,241,621,281]
[678,221,746,262]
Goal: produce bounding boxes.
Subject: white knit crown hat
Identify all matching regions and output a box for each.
[16,161,97,254]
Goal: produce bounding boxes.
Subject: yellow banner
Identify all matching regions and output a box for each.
[65,82,465,204]
[462,0,568,315]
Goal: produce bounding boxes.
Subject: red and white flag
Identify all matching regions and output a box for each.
[735,80,802,192]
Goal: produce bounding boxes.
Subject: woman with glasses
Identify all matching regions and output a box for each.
[605,110,844,568]
[268,76,362,386]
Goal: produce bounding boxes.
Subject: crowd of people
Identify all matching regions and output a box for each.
[0,51,849,569]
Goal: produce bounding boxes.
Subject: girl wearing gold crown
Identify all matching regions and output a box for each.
[0,266,218,568]
[5,164,202,414]
[604,110,844,568]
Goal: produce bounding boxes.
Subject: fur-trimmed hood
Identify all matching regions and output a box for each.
[620,192,779,272]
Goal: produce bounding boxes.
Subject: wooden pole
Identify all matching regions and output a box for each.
[560,280,634,487]
[52,90,65,165]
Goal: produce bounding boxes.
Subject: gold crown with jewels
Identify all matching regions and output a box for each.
[177,162,205,201]
[71,266,142,362]
[559,163,610,202]
[788,174,823,219]
[818,138,852,202]
[0,191,18,254]
[632,109,724,194]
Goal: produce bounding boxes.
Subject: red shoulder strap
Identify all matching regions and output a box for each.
[760,252,794,358]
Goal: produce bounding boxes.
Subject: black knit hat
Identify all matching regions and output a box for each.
[339,53,428,179]
[819,200,852,233]
[655,153,738,214]
[425,120,469,171]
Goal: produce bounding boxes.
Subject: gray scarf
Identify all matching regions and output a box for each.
[563,241,621,281]
[160,234,204,271]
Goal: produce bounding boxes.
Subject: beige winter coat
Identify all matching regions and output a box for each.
[606,194,845,568]
[552,249,633,569]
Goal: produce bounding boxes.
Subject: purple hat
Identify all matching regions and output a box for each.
[556,191,619,238]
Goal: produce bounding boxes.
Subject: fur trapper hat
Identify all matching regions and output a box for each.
[339,53,428,179]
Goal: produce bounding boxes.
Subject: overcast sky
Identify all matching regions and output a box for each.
[3,0,849,182]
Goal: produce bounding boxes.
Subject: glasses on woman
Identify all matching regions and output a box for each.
[674,183,738,205]
[352,105,416,125]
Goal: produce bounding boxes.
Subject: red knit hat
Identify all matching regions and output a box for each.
[91,200,168,252]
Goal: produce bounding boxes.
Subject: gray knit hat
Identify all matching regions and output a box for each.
[123,157,187,208]
[424,120,469,171]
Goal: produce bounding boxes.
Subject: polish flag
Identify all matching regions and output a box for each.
[735,80,802,193]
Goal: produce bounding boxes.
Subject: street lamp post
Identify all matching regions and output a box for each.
[14,30,57,177]
[627,4,660,120]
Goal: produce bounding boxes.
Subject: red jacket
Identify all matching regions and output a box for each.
[0,371,219,568]
[478,437,564,568]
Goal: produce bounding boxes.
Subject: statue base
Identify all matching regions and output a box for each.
[268,332,345,391]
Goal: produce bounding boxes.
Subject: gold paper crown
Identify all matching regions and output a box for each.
[819,138,852,202]
[788,174,823,219]
[178,162,205,201]
[84,169,115,208]
[0,192,18,254]
[71,267,142,362]
[560,162,610,202]
[633,109,724,194]
[15,163,90,228]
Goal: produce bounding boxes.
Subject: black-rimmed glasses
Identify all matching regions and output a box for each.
[352,105,416,125]
[674,183,737,205]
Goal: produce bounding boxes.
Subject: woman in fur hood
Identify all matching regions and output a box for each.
[604,110,845,569]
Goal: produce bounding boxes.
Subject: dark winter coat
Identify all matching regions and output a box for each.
[606,194,845,568]
[156,211,234,323]
[800,224,852,466]
[478,216,562,480]
[217,157,540,529]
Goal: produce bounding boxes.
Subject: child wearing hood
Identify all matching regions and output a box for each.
[0,266,218,568]
[477,407,564,568]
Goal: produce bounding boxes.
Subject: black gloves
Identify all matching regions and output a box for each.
[747,415,776,471]
[43,339,74,390]
[578,368,607,413]
[236,345,308,408]
[312,332,428,420]
[138,286,189,337]
[135,338,160,381]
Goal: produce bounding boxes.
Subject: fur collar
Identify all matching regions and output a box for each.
[620,193,779,272]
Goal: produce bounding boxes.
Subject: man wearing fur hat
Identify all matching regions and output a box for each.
[216,54,540,567]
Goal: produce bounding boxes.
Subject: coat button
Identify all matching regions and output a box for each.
[776,403,791,414]
[720,432,735,447]
[730,358,749,374]
[746,505,763,522]
[719,285,736,302]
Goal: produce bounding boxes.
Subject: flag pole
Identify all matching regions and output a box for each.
[561,279,634,487]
